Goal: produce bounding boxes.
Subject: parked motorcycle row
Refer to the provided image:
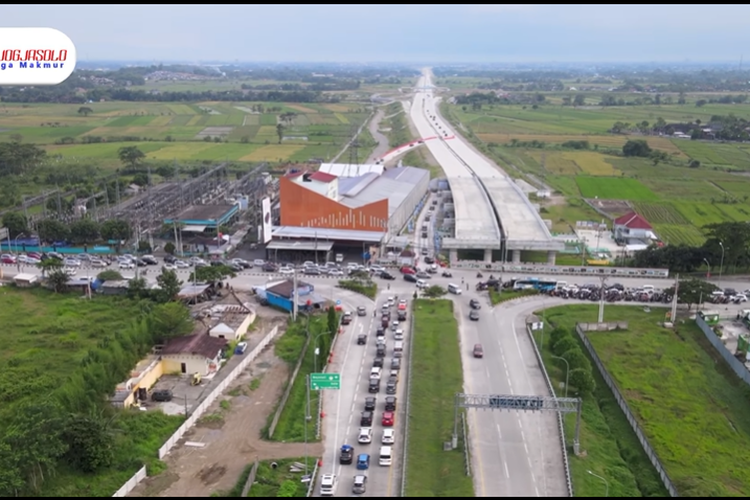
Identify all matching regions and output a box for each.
[542,284,675,303]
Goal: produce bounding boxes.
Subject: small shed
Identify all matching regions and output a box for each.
[14,273,38,287]
[161,334,227,376]
[209,322,235,339]
[698,309,720,325]
[100,280,129,295]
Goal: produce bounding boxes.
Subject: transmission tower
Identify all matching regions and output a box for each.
[348,125,360,166]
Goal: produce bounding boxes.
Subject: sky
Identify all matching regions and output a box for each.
[4,4,749,63]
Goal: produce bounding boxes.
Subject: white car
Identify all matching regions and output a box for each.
[416,279,428,289]
[394,330,404,341]
[357,427,373,444]
[90,259,107,268]
[327,269,344,277]
[63,267,77,277]
[25,257,41,265]
[253,259,265,267]
[63,258,81,267]
[279,266,295,275]
[382,429,395,445]
[163,263,177,270]
[119,261,135,269]
[189,257,206,266]
[175,260,190,269]
[370,265,385,273]
[320,474,337,497]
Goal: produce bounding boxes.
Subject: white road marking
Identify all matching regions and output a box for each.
[504,461,510,479]
[496,423,502,439]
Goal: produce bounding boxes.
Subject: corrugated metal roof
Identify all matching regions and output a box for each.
[339,172,378,197]
[319,163,384,177]
[272,226,386,242]
[339,168,428,214]
[310,171,337,183]
[381,166,429,185]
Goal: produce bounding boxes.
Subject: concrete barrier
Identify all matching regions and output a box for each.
[111,466,146,497]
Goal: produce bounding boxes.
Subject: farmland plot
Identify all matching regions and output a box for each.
[673,140,728,165]
[562,151,619,175]
[653,224,706,246]
[528,152,579,175]
[671,201,736,227]
[576,177,659,201]
[240,144,305,162]
[631,202,690,225]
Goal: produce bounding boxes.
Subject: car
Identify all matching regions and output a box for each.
[0,254,16,264]
[320,474,337,496]
[175,260,190,269]
[262,263,278,272]
[151,389,173,402]
[340,444,354,464]
[397,302,407,311]
[119,261,135,269]
[357,334,367,345]
[386,378,398,395]
[391,320,399,331]
[373,356,384,368]
[397,310,407,321]
[63,267,77,277]
[442,270,453,278]
[369,367,381,380]
[391,358,401,370]
[384,396,397,411]
[189,257,206,266]
[381,429,395,445]
[473,344,484,358]
[416,279,428,289]
[416,272,431,279]
[234,341,248,355]
[90,259,107,268]
[393,350,403,359]
[142,255,158,265]
[305,267,321,275]
[424,256,435,264]
[469,310,480,321]
[164,255,177,264]
[253,259,265,267]
[230,258,251,269]
[376,326,385,337]
[469,299,481,310]
[368,379,380,393]
[421,248,428,256]
[279,266,294,275]
[64,258,81,267]
[380,271,395,280]
[400,266,416,275]
[328,269,344,277]
[394,330,404,341]
[376,345,386,357]
[357,306,367,316]
[342,312,353,325]
[360,411,373,426]
[356,454,370,470]
[381,411,395,427]
[352,474,367,495]
[364,397,376,411]
[403,273,418,283]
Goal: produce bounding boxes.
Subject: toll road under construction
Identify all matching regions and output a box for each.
[410,75,564,265]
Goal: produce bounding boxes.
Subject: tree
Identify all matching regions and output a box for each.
[149,302,193,342]
[548,327,570,349]
[560,348,591,372]
[97,270,123,281]
[36,218,69,243]
[423,285,447,298]
[127,277,150,300]
[69,218,101,244]
[569,368,595,394]
[327,306,337,335]
[552,336,578,357]
[189,264,237,283]
[77,106,93,117]
[62,413,115,473]
[117,146,145,171]
[47,269,70,292]
[622,139,652,157]
[132,172,149,187]
[0,442,24,497]
[1,211,27,238]
[276,123,284,144]
[155,164,175,178]
[573,94,585,106]
[38,258,63,278]
[156,269,182,303]
[164,241,175,255]
[664,278,719,310]
[100,219,131,243]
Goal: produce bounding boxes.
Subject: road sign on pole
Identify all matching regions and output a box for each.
[336,299,341,305]
[310,373,341,390]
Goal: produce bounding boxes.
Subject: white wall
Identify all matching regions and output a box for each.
[162,353,221,376]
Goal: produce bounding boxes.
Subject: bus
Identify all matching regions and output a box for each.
[512,278,558,292]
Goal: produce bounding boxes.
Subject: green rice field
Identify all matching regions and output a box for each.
[575,176,659,201]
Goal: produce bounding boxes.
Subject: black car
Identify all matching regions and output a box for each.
[364,397,376,411]
[360,411,373,426]
[164,255,177,264]
[376,326,385,336]
[263,263,277,272]
[469,310,480,321]
[210,260,226,267]
[424,256,435,264]
[368,379,380,393]
[469,299,481,310]
[373,356,384,368]
[403,273,417,283]
[376,346,386,357]
[151,389,173,402]
[385,396,397,411]
[142,256,159,265]
[340,445,354,465]
[380,271,396,280]
[391,358,401,370]
[357,334,367,345]
[385,378,397,395]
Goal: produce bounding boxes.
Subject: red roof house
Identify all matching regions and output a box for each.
[614,211,652,230]
[613,211,654,241]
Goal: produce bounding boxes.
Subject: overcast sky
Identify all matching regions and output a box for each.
[5,4,748,63]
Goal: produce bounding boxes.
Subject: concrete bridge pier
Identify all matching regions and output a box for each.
[547,251,556,265]
[450,249,458,263]
[512,250,521,264]
[484,248,492,263]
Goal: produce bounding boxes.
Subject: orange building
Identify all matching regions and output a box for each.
[279,171,389,231]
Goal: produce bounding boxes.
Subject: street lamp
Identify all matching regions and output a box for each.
[551,355,570,398]
[588,470,609,497]
[703,258,711,279]
[718,241,726,289]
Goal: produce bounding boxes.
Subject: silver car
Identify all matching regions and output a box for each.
[352,475,367,495]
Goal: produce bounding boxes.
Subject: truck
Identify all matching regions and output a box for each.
[342,311,353,325]
[335,253,344,263]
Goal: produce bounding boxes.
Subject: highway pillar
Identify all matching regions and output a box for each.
[449,249,458,263]
[512,250,521,264]
[483,248,492,263]
[547,251,556,265]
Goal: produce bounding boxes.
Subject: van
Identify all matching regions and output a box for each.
[379,446,392,466]
[448,283,462,295]
[394,341,404,353]
[370,367,381,380]
[642,284,655,293]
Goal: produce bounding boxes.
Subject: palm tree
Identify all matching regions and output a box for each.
[38,258,63,278]
[47,269,70,293]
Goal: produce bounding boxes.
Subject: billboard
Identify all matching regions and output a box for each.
[262,197,272,244]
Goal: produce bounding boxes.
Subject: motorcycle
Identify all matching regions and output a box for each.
[476,272,483,278]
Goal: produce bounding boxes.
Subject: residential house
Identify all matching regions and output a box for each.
[204,304,256,340]
[161,334,227,376]
[613,211,655,243]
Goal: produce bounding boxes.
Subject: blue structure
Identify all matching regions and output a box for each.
[265,279,316,313]
[163,204,239,229]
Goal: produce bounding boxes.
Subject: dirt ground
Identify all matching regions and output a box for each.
[129,329,323,497]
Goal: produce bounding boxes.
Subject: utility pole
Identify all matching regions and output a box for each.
[598,276,606,323]
[304,373,311,477]
[670,274,679,323]
[292,269,299,322]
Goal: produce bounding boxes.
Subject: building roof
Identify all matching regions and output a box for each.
[319,163,384,177]
[614,211,653,230]
[340,167,429,215]
[267,279,314,299]
[266,240,335,251]
[286,170,305,179]
[210,322,235,335]
[310,171,337,183]
[272,226,386,243]
[161,334,227,359]
[177,284,211,297]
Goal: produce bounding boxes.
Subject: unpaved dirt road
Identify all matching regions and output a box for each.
[129,347,323,497]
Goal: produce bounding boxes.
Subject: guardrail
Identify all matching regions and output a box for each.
[452,261,670,279]
[316,315,343,439]
[113,326,280,497]
[306,457,320,497]
[525,325,573,497]
[269,334,312,439]
[400,301,416,497]
[461,412,471,477]
[240,458,260,497]
[696,315,750,386]
[576,324,679,497]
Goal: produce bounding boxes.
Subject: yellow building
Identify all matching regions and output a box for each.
[160,334,227,376]
[111,357,164,408]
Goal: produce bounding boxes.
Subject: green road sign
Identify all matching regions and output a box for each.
[310,373,341,390]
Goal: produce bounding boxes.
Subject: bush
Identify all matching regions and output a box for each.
[569,368,596,394]
[423,285,446,298]
[277,480,297,497]
[560,348,591,372]
[337,280,377,299]
[552,336,577,357]
[548,327,570,347]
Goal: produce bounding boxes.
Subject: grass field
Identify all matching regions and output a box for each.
[0,288,182,496]
[247,457,308,497]
[536,305,669,497]
[548,304,750,497]
[575,176,659,201]
[0,101,370,166]
[405,300,474,497]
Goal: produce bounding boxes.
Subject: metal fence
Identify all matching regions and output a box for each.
[576,324,679,497]
[451,261,670,279]
[240,458,260,497]
[525,325,573,497]
[695,316,750,386]
[400,302,416,497]
[268,334,312,439]
[111,466,146,497]
[461,412,471,477]
[306,457,320,497]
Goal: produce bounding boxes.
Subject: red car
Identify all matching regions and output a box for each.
[1,255,16,264]
[400,266,416,275]
[27,252,42,260]
[381,411,394,427]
